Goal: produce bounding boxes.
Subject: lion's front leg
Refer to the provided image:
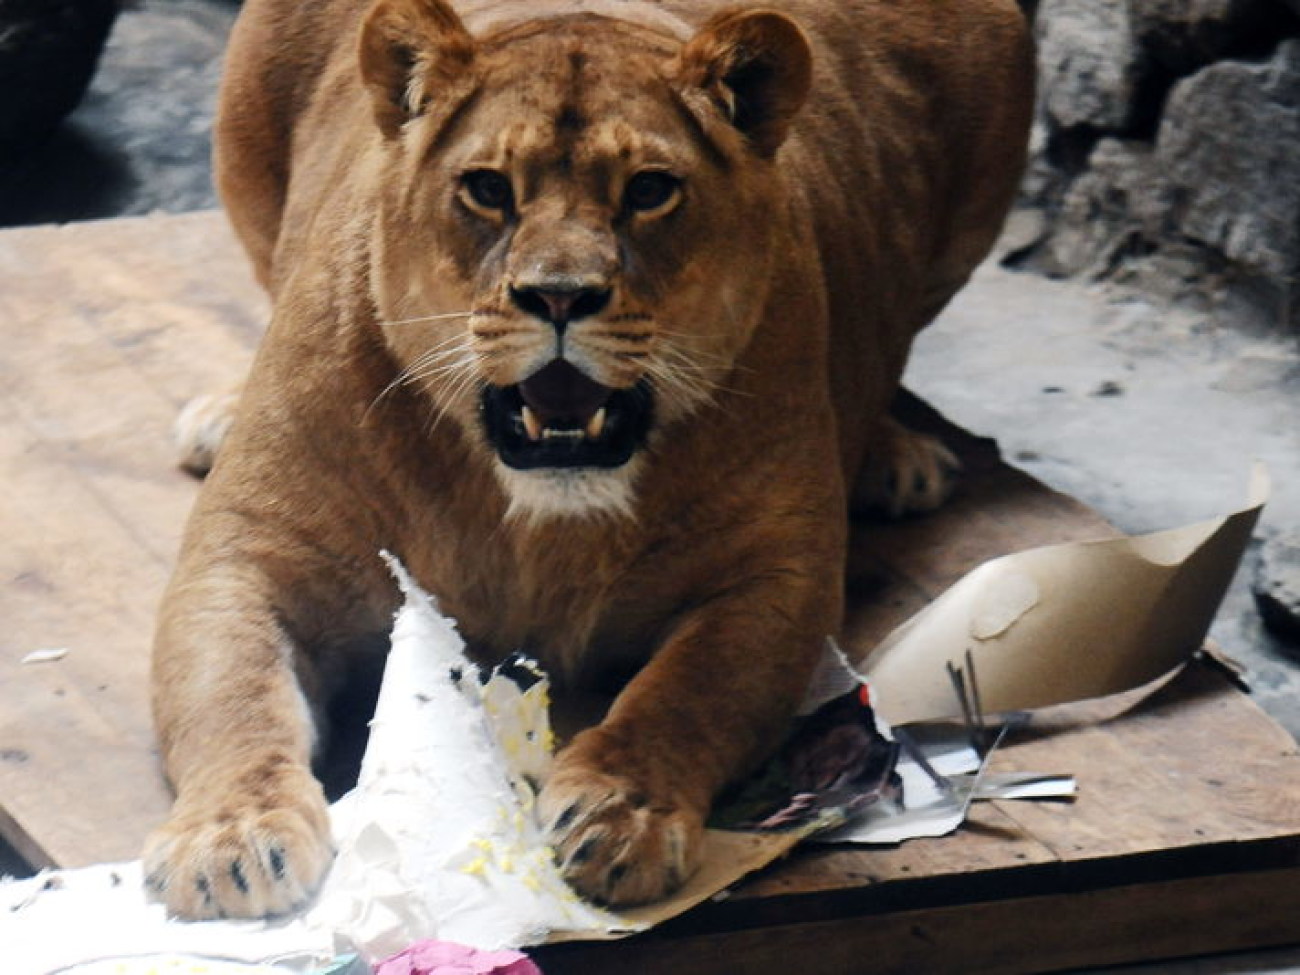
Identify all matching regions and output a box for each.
[539,582,833,906]
[144,566,334,919]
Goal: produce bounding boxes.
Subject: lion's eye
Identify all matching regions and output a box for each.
[462,170,514,212]
[624,171,681,214]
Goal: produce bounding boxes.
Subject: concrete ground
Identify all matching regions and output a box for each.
[3,0,1299,969]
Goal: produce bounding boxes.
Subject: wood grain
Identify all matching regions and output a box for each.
[0,213,261,866]
[2,211,1298,968]
[535,867,1300,974]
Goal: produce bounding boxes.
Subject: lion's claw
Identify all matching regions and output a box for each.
[539,764,703,906]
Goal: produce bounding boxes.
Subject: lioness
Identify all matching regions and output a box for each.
[145,0,1032,918]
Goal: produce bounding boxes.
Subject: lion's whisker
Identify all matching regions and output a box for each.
[381,310,475,327]
[426,363,483,438]
[396,336,476,379]
[402,352,478,387]
[643,336,753,406]
[364,334,478,422]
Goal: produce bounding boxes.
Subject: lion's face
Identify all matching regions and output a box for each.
[362,6,812,519]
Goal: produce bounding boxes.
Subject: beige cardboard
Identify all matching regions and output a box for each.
[862,466,1269,725]
[545,829,809,941]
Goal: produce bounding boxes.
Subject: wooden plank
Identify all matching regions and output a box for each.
[534,866,1300,974]
[992,662,1300,863]
[3,210,1300,970]
[0,391,173,865]
[0,213,261,866]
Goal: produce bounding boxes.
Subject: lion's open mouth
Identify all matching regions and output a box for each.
[481,359,654,470]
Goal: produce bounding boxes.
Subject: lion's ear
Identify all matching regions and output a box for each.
[358,0,476,139]
[675,10,812,158]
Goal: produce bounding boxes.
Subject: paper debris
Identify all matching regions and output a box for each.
[970,572,1039,640]
[309,557,635,961]
[21,648,68,664]
[712,647,1071,848]
[953,771,1077,801]
[0,860,335,975]
[863,465,1268,725]
[817,723,1075,845]
[374,940,542,975]
[57,957,287,974]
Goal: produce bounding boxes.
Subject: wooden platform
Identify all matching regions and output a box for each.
[3,212,1300,972]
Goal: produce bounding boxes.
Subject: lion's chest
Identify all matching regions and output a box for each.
[405,517,687,685]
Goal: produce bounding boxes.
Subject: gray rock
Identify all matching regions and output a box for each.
[1025,30,1300,326]
[1024,137,1160,276]
[1157,40,1300,282]
[1036,0,1142,132]
[1254,530,1300,643]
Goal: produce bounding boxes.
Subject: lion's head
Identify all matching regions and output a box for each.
[357,0,812,520]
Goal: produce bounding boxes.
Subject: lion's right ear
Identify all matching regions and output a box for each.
[675,10,812,158]
[358,0,476,139]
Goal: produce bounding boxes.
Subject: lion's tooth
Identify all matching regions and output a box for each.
[521,405,543,441]
[586,407,607,439]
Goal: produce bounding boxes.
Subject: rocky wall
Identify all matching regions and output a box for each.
[1015,0,1300,331]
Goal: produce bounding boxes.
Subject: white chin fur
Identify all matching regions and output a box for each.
[495,459,642,525]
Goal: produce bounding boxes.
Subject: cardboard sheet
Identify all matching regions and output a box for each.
[863,466,1268,725]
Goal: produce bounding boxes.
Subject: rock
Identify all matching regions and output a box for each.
[1254,530,1300,643]
[1023,15,1300,326]
[0,0,119,158]
[1157,40,1300,282]
[1036,0,1142,134]
[1020,137,1161,276]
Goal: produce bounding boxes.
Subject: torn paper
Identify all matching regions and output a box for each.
[0,860,336,975]
[709,648,1073,848]
[20,647,68,664]
[309,557,633,960]
[862,465,1268,725]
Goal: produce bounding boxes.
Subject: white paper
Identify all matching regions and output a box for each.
[20,648,69,664]
[308,557,634,960]
[0,861,333,975]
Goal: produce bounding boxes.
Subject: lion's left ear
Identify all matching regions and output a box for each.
[675,10,813,158]
[358,0,477,139]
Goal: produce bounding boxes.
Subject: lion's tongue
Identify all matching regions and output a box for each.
[518,360,612,440]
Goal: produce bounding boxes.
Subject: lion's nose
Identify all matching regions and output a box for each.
[510,283,611,332]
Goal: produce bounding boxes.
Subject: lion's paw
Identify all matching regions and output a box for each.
[143,771,332,919]
[855,421,961,519]
[539,761,703,907]
[173,389,240,476]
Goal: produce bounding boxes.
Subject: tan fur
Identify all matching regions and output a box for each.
[146,0,1033,918]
